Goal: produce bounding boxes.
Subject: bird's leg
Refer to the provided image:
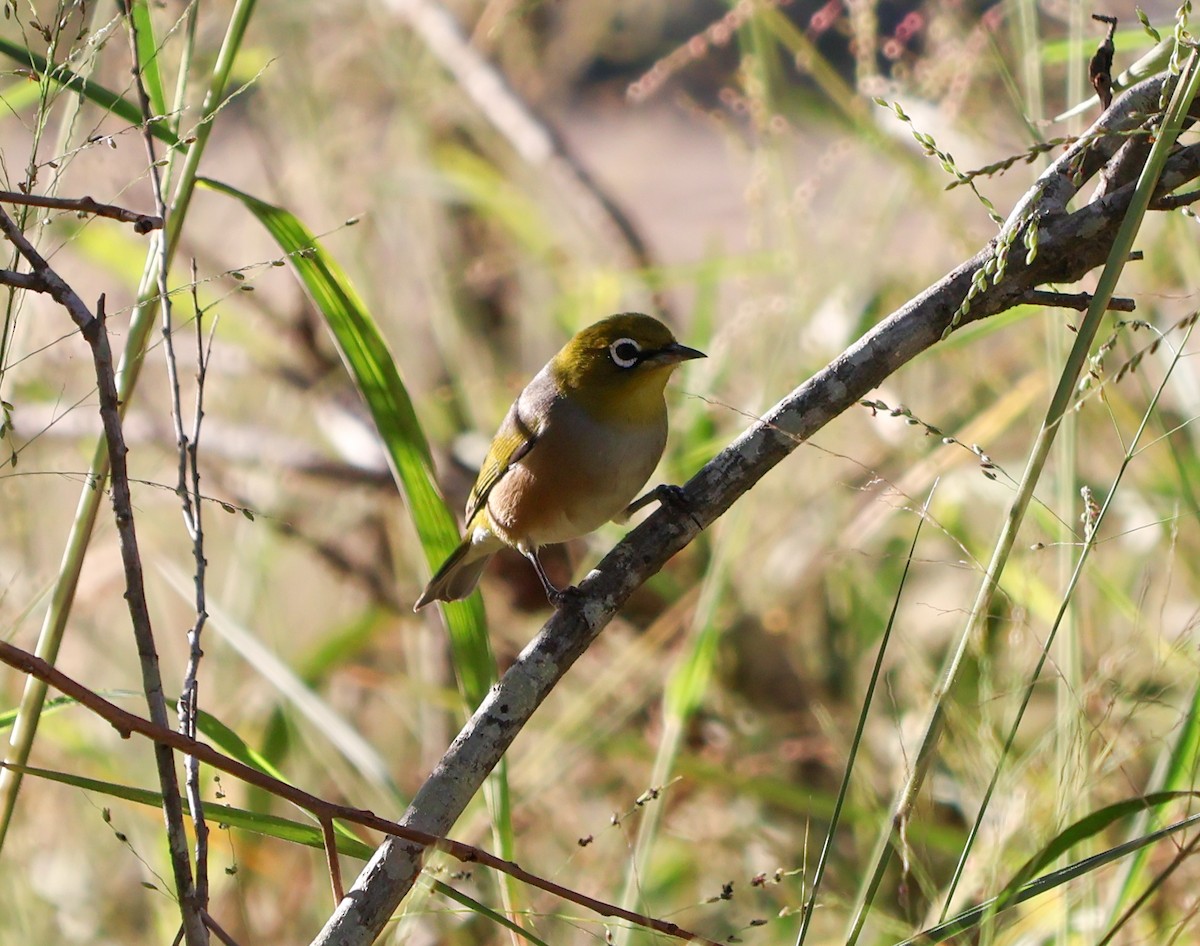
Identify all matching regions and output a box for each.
[523,548,578,608]
[619,483,701,529]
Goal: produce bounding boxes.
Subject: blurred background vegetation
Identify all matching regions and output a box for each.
[3,0,1200,944]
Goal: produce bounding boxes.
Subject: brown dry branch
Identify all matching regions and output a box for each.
[201,910,243,946]
[0,189,162,232]
[322,818,346,904]
[0,206,205,945]
[0,639,721,946]
[1025,290,1136,312]
[314,72,1200,946]
[122,3,214,925]
[1153,186,1200,210]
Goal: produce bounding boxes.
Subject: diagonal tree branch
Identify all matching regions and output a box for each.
[314,73,1200,945]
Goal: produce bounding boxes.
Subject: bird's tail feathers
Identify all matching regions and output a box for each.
[413,535,497,610]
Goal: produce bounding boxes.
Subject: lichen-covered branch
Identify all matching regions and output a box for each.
[314,72,1200,946]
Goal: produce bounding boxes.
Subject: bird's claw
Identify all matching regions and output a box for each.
[622,483,694,522]
[547,584,582,609]
[654,484,689,509]
[648,483,702,531]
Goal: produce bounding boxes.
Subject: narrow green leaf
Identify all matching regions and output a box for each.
[197,177,495,703]
[433,881,551,946]
[1039,29,1155,65]
[996,792,1199,914]
[129,0,167,118]
[192,706,372,848]
[1,694,77,729]
[196,709,288,783]
[9,761,549,942]
[3,762,374,858]
[198,179,520,910]
[1109,680,1200,917]
[0,77,46,113]
[0,37,178,146]
[436,144,556,258]
[898,808,1200,945]
[1,691,141,730]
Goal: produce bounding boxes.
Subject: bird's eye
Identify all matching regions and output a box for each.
[609,338,641,368]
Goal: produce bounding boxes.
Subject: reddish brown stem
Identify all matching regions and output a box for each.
[0,639,721,946]
[0,189,161,231]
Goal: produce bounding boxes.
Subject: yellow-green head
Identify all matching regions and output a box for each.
[549,313,705,422]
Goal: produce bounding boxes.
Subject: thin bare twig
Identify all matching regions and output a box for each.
[1152,186,1200,209]
[122,5,212,933]
[322,819,346,906]
[0,207,202,942]
[1096,828,1200,945]
[0,268,51,293]
[177,266,215,902]
[202,911,244,946]
[0,189,162,232]
[0,639,721,946]
[1023,289,1137,312]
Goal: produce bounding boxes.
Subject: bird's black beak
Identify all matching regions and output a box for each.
[644,342,706,366]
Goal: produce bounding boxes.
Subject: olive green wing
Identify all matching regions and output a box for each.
[464,400,537,525]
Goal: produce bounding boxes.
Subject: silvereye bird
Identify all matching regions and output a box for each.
[414,313,705,610]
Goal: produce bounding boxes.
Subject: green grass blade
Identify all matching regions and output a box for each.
[195,709,289,784]
[1040,28,1158,65]
[436,144,557,259]
[1109,680,1200,915]
[3,762,374,858]
[196,176,495,703]
[846,52,1200,945]
[128,0,168,118]
[1,694,85,729]
[0,36,178,146]
[795,487,933,946]
[995,792,1199,913]
[432,881,551,946]
[8,760,544,942]
[197,179,522,928]
[897,806,1200,945]
[1,691,142,730]
[193,705,380,852]
[0,77,48,113]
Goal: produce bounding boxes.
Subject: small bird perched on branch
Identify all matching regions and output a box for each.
[415,313,705,610]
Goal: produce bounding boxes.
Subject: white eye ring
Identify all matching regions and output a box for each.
[609,337,641,368]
